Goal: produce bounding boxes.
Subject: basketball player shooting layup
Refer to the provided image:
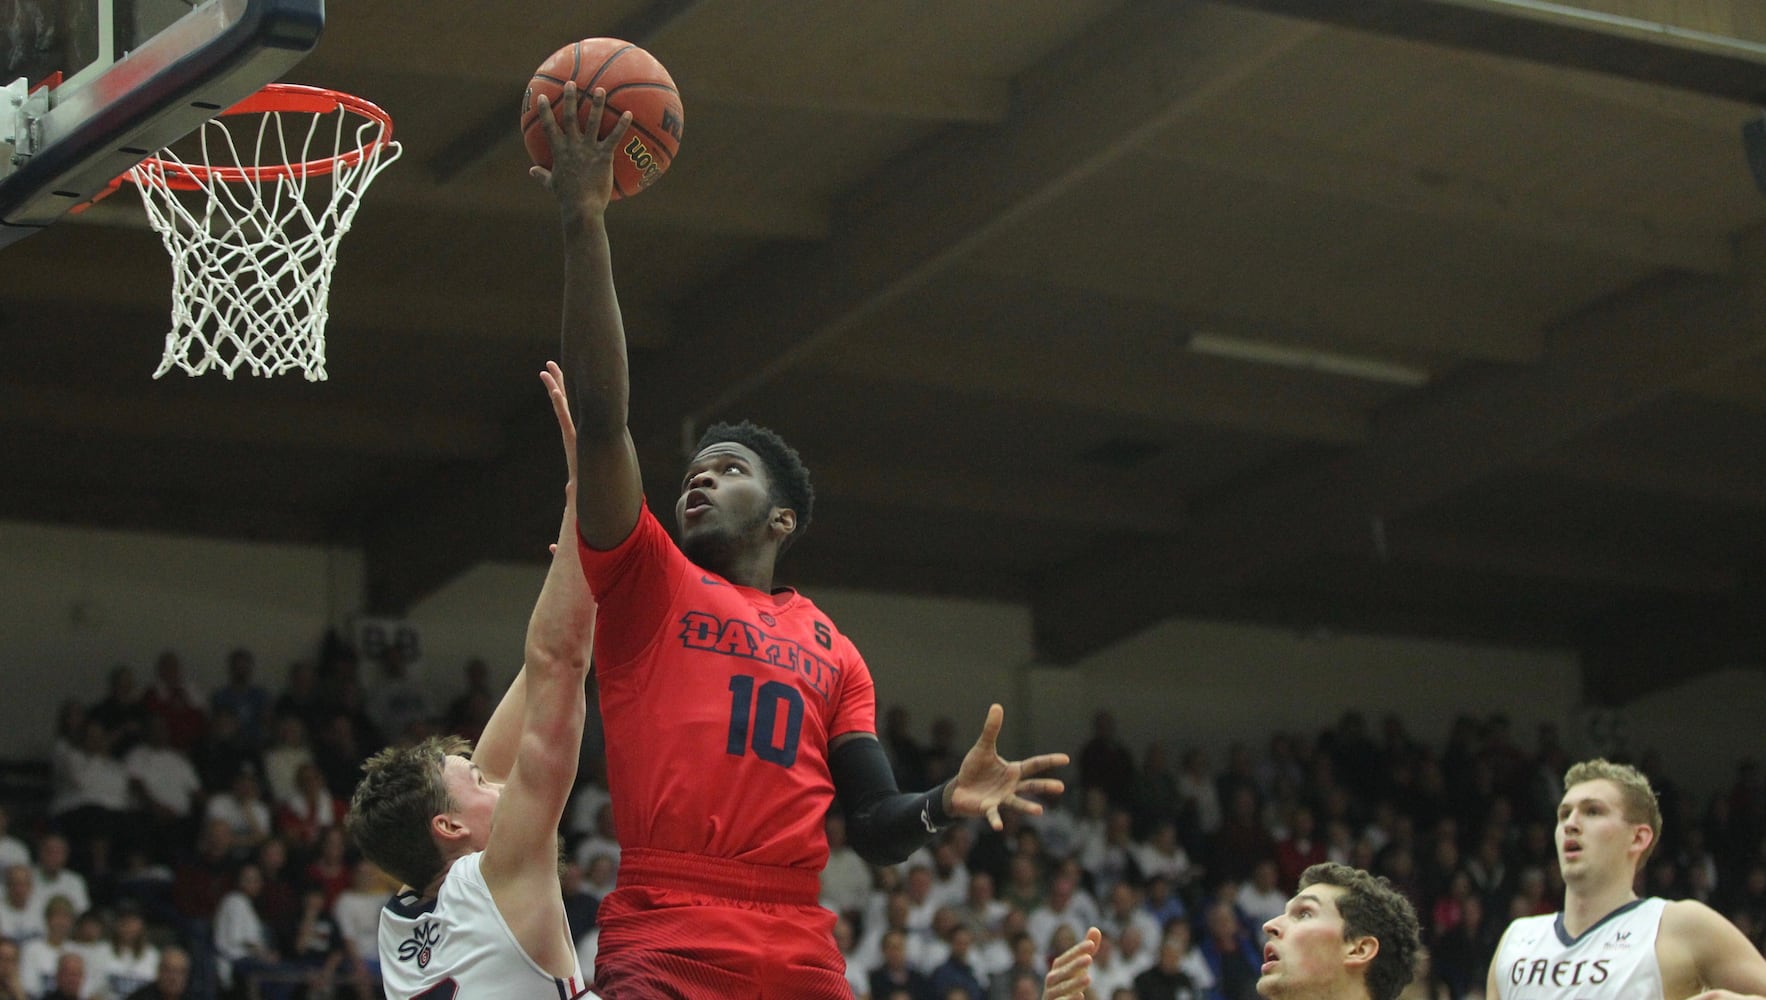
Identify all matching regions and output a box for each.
[1488,759,1766,1000]
[530,81,1071,999]
[347,375,599,1000]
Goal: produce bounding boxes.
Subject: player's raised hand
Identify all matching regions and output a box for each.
[1043,927,1101,1000]
[539,361,578,487]
[530,83,632,220]
[947,704,1069,831]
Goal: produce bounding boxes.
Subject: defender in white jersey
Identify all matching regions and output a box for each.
[1488,759,1766,1000]
[348,366,599,1000]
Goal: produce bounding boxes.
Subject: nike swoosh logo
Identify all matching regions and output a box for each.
[700,575,728,587]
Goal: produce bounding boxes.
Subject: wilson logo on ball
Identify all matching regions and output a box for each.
[624,136,664,187]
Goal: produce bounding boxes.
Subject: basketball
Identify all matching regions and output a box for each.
[522,38,684,199]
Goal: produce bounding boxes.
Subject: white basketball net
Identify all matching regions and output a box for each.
[128,90,402,380]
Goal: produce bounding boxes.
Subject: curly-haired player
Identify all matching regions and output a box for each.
[531,81,1071,999]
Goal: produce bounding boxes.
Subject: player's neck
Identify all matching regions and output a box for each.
[1562,874,1639,936]
[705,546,778,592]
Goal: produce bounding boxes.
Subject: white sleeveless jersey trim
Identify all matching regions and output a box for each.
[1494,897,1666,1000]
[378,852,597,1000]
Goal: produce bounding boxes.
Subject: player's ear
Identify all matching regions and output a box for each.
[771,507,797,538]
[1630,823,1655,858]
[431,812,467,844]
[1344,935,1379,971]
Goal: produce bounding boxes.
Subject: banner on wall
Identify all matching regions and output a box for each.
[351,616,423,667]
[1573,705,1629,758]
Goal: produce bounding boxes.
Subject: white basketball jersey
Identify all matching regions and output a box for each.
[1494,897,1666,1000]
[379,852,598,1000]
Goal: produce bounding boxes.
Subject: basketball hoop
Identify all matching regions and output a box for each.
[123,83,402,380]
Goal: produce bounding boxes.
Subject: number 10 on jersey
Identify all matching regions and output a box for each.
[726,675,804,768]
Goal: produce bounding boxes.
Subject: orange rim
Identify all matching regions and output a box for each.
[126,83,396,190]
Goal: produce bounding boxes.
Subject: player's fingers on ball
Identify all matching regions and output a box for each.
[606,109,635,145]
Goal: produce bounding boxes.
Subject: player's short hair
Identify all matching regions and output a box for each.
[1563,758,1662,866]
[346,735,472,891]
[694,421,814,550]
[1299,863,1420,1000]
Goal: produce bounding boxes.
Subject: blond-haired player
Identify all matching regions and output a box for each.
[1489,758,1766,1000]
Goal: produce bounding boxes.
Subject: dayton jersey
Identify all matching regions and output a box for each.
[379,852,595,1000]
[577,502,876,872]
[1494,897,1666,1000]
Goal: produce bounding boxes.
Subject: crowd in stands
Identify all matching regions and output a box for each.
[2,636,1762,1000]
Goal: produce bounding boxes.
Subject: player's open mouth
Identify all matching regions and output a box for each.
[1262,946,1277,972]
[684,489,713,515]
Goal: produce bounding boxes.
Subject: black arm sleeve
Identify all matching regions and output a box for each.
[830,735,953,867]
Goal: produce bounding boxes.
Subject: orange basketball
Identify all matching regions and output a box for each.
[521,38,683,199]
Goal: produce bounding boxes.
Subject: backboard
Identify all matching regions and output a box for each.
[0,0,321,249]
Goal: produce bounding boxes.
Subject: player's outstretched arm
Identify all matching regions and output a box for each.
[472,363,586,781]
[477,366,598,977]
[832,704,1067,866]
[531,82,644,552]
[946,704,1069,831]
[1044,927,1101,1000]
[1670,900,1766,1000]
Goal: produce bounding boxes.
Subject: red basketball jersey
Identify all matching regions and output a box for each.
[576,503,876,872]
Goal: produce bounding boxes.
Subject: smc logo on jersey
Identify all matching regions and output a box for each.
[398,921,441,968]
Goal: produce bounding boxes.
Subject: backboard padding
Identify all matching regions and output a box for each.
[0,0,321,248]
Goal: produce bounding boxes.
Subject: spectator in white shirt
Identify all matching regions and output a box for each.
[1027,869,1101,955]
[100,904,159,1000]
[929,836,973,911]
[974,905,1034,985]
[1099,882,1163,954]
[955,871,1012,939]
[1088,931,1139,998]
[30,837,88,922]
[1177,749,1222,836]
[213,863,302,1000]
[259,716,314,806]
[49,716,130,878]
[329,861,387,984]
[124,716,204,861]
[19,895,77,998]
[0,866,43,945]
[203,770,272,858]
[903,865,944,938]
[819,813,873,920]
[1235,860,1287,945]
[64,912,106,1000]
[1135,822,1196,890]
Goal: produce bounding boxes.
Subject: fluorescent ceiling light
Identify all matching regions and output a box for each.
[1188,331,1431,387]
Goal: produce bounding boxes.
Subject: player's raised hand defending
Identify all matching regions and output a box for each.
[1043,927,1101,1000]
[947,704,1069,831]
[539,361,579,490]
[530,83,632,222]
